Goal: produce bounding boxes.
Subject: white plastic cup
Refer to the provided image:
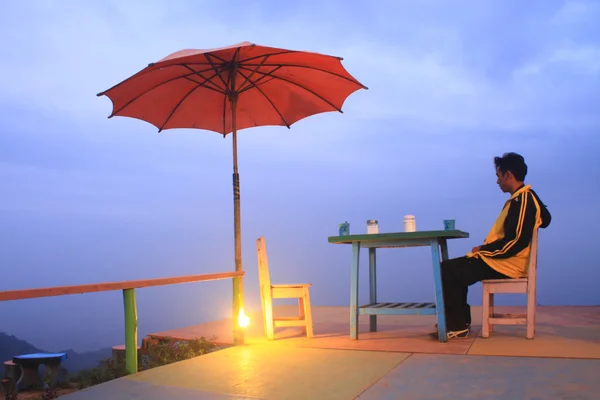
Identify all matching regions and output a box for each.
[403,215,416,232]
[367,220,379,234]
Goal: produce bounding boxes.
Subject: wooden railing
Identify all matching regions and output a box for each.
[0,271,245,374]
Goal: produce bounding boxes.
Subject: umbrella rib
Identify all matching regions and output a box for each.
[222,92,228,136]
[205,54,229,91]
[104,69,223,117]
[237,55,270,93]
[157,70,229,131]
[238,50,343,64]
[97,68,155,97]
[205,52,230,64]
[98,65,215,98]
[222,61,235,136]
[184,76,224,92]
[181,65,226,92]
[238,66,280,93]
[176,50,297,66]
[158,85,203,132]
[182,50,343,66]
[243,63,368,88]
[237,66,344,113]
[236,69,290,128]
[237,50,298,63]
[203,53,231,135]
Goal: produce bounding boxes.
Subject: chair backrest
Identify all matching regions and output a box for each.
[256,236,272,291]
[527,229,539,293]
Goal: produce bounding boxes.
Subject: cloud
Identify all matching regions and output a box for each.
[1,0,598,138]
[551,0,600,25]
[0,0,597,191]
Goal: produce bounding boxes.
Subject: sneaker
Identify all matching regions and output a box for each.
[434,323,471,331]
[428,327,470,340]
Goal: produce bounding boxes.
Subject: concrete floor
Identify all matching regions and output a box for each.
[61,348,600,400]
[356,354,600,400]
[60,306,600,399]
[150,305,600,359]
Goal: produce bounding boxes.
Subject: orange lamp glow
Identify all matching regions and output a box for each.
[238,309,250,329]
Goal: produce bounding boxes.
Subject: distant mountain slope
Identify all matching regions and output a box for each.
[0,332,111,374]
[61,347,113,372]
[0,333,41,361]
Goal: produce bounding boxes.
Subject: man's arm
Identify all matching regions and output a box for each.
[472,191,537,259]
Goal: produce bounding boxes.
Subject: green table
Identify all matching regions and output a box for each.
[328,230,469,342]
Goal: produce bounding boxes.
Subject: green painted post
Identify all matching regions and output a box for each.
[122,288,138,374]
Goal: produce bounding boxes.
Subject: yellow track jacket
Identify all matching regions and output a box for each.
[467,184,551,278]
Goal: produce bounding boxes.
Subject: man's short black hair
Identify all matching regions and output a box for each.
[494,152,527,182]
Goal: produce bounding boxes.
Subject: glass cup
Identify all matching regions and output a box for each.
[443,219,455,230]
[338,222,350,236]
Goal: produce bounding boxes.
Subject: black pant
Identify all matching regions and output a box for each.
[441,256,508,331]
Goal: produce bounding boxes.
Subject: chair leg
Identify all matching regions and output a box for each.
[489,293,494,333]
[298,296,306,334]
[263,287,275,340]
[482,285,490,338]
[526,292,536,340]
[302,287,314,338]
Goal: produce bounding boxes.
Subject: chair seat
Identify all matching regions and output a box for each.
[271,283,312,288]
[272,285,307,299]
[482,278,527,284]
[273,316,307,328]
[483,278,527,294]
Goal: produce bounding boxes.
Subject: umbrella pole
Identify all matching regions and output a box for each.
[231,93,245,345]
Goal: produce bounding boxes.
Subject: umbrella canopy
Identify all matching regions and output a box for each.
[97,42,366,344]
[98,41,366,134]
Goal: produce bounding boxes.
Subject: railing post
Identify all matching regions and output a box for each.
[122,288,138,374]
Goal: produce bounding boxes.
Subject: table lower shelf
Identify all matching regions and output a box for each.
[358,302,437,315]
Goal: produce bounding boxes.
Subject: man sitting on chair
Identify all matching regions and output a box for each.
[432,152,552,340]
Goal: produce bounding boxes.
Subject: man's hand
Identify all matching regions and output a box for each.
[471,246,482,253]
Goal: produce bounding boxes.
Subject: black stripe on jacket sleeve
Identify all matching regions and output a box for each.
[476,191,537,259]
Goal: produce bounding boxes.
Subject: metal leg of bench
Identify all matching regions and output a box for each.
[44,364,61,389]
[14,365,24,393]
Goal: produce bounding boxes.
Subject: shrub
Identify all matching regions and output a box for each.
[69,336,218,390]
[143,336,218,369]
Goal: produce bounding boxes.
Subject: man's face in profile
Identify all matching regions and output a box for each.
[496,167,511,193]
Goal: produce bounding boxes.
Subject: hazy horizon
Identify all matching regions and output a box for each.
[1,0,599,352]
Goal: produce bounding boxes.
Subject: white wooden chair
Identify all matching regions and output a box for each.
[256,236,314,340]
[482,229,539,339]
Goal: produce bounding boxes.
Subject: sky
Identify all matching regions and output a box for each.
[0,0,599,352]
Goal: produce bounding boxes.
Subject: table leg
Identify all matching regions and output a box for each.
[430,239,448,342]
[369,248,377,332]
[350,242,360,340]
[440,239,449,261]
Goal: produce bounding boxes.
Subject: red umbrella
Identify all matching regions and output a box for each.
[97,42,366,342]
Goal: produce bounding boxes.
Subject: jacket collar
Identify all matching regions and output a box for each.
[509,184,530,200]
